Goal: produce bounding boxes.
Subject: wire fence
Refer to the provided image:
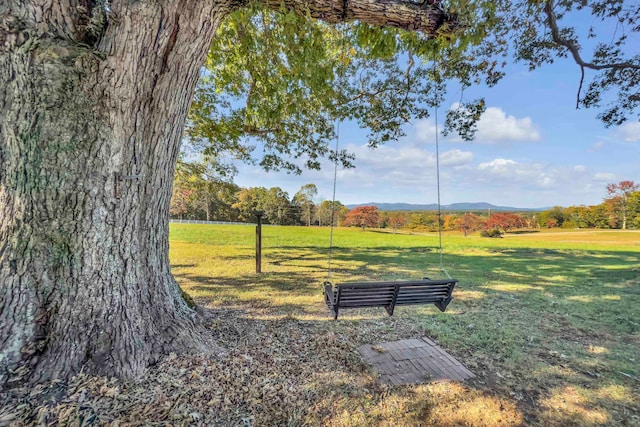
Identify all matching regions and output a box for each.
[169,219,280,226]
[170,219,251,226]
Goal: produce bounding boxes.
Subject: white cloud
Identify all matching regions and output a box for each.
[589,141,606,152]
[348,144,435,170]
[348,144,473,171]
[618,122,640,142]
[440,149,473,166]
[473,158,597,191]
[594,172,616,182]
[234,148,619,208]
[234,118,625,207]
[414,119,440,144]
[475,107,540,142]
[477,158,518,175]
[414,106,540,145]
[306,143,475,198]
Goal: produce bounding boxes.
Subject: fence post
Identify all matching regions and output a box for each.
[254,211,263,274]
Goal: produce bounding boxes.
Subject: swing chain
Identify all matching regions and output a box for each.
[433,53,452,280]
[327,31,452,285]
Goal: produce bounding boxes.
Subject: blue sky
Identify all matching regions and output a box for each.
[232,56,639,209]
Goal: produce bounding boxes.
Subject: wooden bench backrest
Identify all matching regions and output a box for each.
[326,279,457,319]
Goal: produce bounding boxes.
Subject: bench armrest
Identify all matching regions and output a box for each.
[323,282,335,309]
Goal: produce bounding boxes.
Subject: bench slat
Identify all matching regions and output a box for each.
[336,284,397,290]
[397,294,451,300]
[336,279,453,288]
[397,292,452,299]
[338,299,394,305]
[340,292,395,300]
[339,289,395,296]
[338,302,393,308]
[333,293,393,301]
[340,298,393,307]
[396,297,449,304]
[398,288,452,296]
[398,287,451,296]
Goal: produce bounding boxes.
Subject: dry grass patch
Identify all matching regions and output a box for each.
[0,311,524,426]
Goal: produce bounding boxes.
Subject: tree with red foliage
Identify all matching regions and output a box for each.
[605,181,639,230]
[486,212,527,232]
[388,212,407,233]
[169,186,193,219]
[343,206,380,231]
[457,213,485,236]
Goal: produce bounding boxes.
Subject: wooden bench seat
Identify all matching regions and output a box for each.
[324,278,457,320]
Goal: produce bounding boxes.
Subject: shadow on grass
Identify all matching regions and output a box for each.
[199,311,528,426]
[173,244,640,425]
[196,301,638,426]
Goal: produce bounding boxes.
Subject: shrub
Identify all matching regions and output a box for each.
[480,228,503,238]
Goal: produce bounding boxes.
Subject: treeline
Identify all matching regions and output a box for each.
[170,163,348,225]
[537,181,640,230]
[342,208,533,235]
[170,166,640,231]
[343,191,640,235]
[362,180,640,233]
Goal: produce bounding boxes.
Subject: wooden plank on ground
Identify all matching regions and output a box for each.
[358,337,475,385]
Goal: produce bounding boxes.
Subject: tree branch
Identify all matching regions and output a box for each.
[403,52,415,104]
[576,64,584,109]
[544,0,640,72]
[345,86,399,104]
[242,125,281,135]
[259,0,455,36]
[544,0,640,107]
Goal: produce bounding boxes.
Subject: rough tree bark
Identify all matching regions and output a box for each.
[0,0,450,385]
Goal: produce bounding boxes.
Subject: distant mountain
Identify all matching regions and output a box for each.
[345,202,549,212]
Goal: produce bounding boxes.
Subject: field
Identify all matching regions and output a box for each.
[169,224,640,426]
[3,225,638,426]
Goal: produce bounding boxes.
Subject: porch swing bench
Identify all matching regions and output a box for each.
[324,278,457,320]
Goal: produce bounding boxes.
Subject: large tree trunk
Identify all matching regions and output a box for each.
[1,0,449,385]
[0,0,234,384]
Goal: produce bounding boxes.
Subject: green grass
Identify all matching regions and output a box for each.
[170,224,640,426]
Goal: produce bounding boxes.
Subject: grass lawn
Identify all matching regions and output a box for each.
[4,225,637,425]
[169,224,640,426]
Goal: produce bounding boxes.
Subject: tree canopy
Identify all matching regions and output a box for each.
[605,180,640,229]
[343,205,380,229]
[187,0,639,174]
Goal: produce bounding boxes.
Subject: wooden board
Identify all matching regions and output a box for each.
[358,337,475,385]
